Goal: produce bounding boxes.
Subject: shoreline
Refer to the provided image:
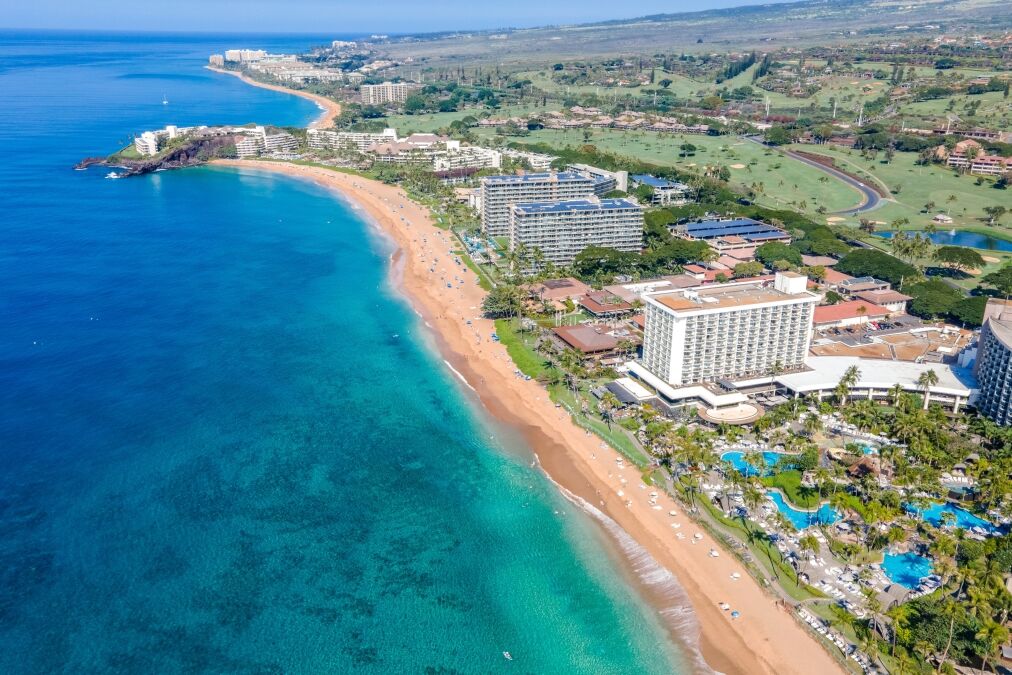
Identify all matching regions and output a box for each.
[205,66,341,129]
[210,158,848,675]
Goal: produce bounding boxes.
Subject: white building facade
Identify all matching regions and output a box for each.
[479,171,598,237]
[641,272,819,385]
[508,198,643,267]
[360,82,419,105]
[307,128,398,153]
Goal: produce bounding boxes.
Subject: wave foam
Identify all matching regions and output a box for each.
[541,464,720,675]
[443,360,476,392]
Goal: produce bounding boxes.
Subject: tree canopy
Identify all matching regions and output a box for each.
[835,249,918,286]
[934,245,985,273]
[756,241,802,268]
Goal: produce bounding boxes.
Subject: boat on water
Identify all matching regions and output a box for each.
[162,94,168,105]
[105,171,121,179]
[503,651,512,661]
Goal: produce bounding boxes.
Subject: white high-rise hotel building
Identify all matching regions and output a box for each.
[360,82,420,105]
[480,171,598,237]
[641,272,819,386]
[509,198,643,267]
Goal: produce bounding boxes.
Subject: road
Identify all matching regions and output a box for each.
[743,136,885,215]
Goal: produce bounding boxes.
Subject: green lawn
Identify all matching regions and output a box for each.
[763,470,821,508]
[493,317,651,466]
[381,102,560,134]
[788,144,1012,235]
[487,128,867,214]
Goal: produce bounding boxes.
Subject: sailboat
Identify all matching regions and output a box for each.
[162,94,168,105]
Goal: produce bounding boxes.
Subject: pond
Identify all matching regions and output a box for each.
[883,551,934,589]
[875,229,1012,252]
[766,490,841,530]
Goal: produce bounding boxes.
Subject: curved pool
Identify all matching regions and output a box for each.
[883,551,933,589]
[906,502,996,533]
[721,451,790,477]
[766,491,840,530]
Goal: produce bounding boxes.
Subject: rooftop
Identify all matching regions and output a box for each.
[552,325,620,353]
[512,198,641,215]
[801,254,839,267]
[649,279,815,314]
[823,268,855,285]
[483,171,589,185]
[631,174,688,190]
[854,289,913,305]
[776,356,975,397]
[527,277,591,300]
[677,218,790,243]
[814,300,890,324]
[581,290,634,315]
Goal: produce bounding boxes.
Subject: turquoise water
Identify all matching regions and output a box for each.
[907,501,997,533]
[875,229,1012,252]
[0,32,690,673]
[882,552,934,589]
[721,450,787,477]
[766,491,841,530]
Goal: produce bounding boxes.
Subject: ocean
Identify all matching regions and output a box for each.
[0,31,690,673]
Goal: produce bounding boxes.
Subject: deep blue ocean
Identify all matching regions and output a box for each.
[0,32,693,673]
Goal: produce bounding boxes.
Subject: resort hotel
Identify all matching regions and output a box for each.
[509,198,644,268]
[972,299,1012,425]
[480,171,601,237]
[623,272,978,423]
[640,272,818,386]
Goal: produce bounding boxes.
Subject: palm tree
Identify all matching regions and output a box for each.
[975,619,1009,674]
[600,392,621,430]
[798,533,819,577]
[835,365,861,407]
[937,598,965,668]
[917,369,939,410]
[803,413,823,438]
[889,383,905,407]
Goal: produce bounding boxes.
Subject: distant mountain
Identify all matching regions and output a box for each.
[380,0,1012,65]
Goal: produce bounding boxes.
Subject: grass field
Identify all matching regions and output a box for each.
[480,127,867,214]
[788,144,1011,229]
[381,102,560,134]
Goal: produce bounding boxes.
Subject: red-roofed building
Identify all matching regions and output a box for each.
[580,291,634,317]
[551,325,620,358]
[814,300,890,329]
[823,268,855,285]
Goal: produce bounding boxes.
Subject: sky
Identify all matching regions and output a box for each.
[3,0,796,34]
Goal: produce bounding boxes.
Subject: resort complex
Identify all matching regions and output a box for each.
[76,14,1012,675]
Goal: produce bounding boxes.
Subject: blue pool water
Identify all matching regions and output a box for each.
[766,491,841,530]
[875,230,1012,252]
[882,552,934,589]
[907,502,997,533]
[861,445,878,455]
[0,31,690,673]
[721,450,787,476]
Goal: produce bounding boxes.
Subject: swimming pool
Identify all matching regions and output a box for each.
[766,491,841,530]
[721,451,787,477]
[907,502,997,533]
[883,551,934,589]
